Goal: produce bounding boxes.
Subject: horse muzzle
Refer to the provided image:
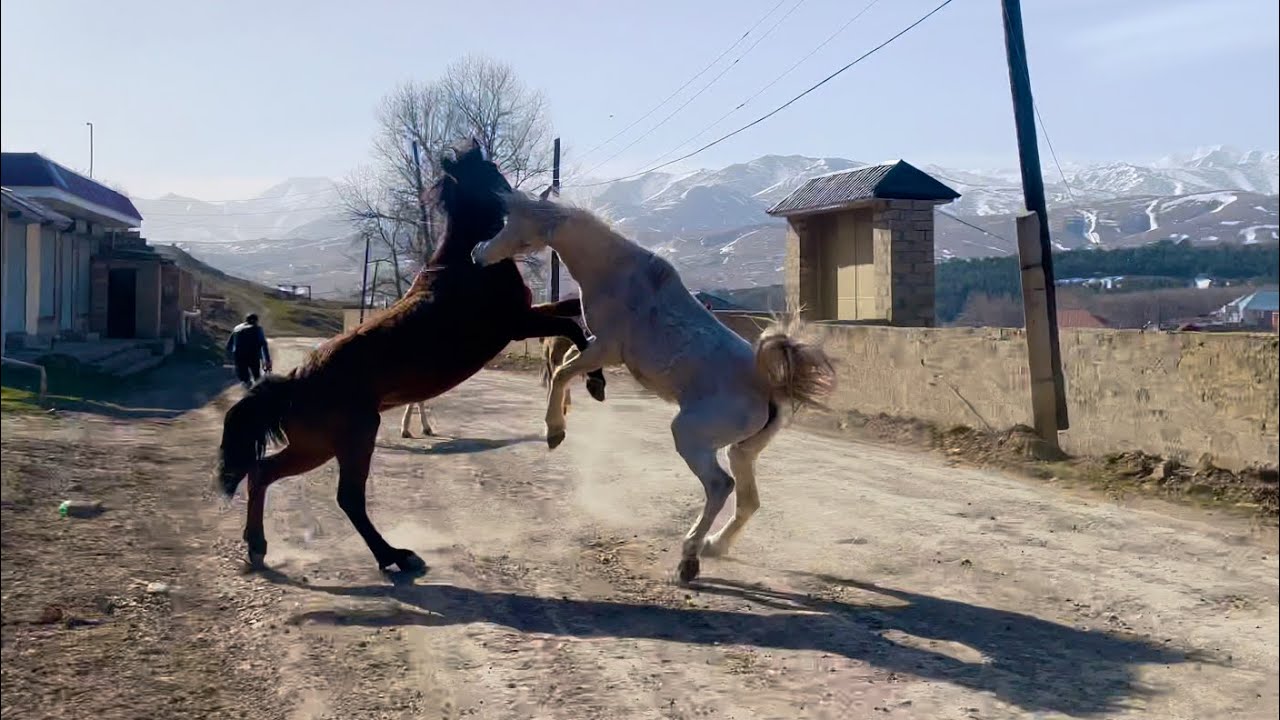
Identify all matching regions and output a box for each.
[470,242,496,266]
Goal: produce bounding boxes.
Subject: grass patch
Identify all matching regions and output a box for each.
[1,386,40,414]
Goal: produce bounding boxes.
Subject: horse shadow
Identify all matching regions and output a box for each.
[267,570,1201,716]
[378,435,541,456]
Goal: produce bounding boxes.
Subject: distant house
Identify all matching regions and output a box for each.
[1056,308,1110,329]
[1193,274,1213,289]
[2,152,198,364]
[1217,290,1279,329]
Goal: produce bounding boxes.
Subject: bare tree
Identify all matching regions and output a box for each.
[343,55,557,300]
[340,165,422,300]
[440,55,553,190]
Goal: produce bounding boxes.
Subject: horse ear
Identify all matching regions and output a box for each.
[439,149,457,174]
[538,185,554,201]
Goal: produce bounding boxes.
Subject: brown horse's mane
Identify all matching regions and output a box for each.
[291,137,513,380]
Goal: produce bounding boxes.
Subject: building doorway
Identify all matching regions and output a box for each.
[106,267,137,338]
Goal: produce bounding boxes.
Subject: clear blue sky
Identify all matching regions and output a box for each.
[3,0,1277,199]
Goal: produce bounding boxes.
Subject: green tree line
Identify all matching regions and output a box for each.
[936,241,1279,322]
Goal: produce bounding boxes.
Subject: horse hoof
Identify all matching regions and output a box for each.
[547,431,566,450]
[401,430,413,439]
[677,557,701,584]
[587,377,606,402]
[383,550,428,576]
[247,552,267,570]
[397,552,428,575]
[424,429,436,437]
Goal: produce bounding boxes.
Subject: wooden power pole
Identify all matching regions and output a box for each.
[411,139,433,262]
[1001,0,1069,436]
[549,138,562,302]
[358,232,371,323]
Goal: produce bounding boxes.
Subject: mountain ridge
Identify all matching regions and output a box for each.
[133,147,1279,296]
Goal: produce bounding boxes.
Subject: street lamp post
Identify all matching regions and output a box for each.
[85,122,94,178]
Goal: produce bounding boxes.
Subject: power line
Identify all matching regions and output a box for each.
[1032,99,1079,208]
[574,0,811,179]
[629,0,884,172]
[571,0,789,166]
[938,209,1010,245]
[565,0,959,189]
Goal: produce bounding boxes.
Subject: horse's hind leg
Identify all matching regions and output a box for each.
[671,411,736,584]
[244,442,333,568]
[702,406,784,558]
[335,412,425,575]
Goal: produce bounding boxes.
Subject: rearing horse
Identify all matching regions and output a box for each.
[216,139,606,574]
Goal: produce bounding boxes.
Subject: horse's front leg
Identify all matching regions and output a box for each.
[545,340,612,449]
[517,308,607,402]
[532,296,583,319]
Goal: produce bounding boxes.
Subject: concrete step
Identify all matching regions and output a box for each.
[110,353,167,378]
[94,347,158,376]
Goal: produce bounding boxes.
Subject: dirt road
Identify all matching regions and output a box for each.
[3,337,1277,719]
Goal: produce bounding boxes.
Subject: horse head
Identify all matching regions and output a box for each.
[431,137,513,263]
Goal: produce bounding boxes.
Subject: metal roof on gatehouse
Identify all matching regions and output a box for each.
[766,160,960,217]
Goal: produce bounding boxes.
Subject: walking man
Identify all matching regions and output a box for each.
[226,313,272,388]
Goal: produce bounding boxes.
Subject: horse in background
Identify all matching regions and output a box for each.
[400,401,435,438]
[541,333,579,417]
[217,139,607,574]
[473,190,834,583]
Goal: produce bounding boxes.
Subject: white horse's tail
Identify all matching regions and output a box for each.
[752,314,835,413]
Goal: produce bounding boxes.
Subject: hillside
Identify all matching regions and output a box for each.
[155,245,345,338]
[136,147,1279,297]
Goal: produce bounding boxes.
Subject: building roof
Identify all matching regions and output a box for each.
[766,160,960,217]
[1,186,73,225]
[1056,308,1110,329]
[1,152,142,225]
[1230,290,1280,313]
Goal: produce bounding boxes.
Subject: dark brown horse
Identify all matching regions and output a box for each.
[216,139,605,574]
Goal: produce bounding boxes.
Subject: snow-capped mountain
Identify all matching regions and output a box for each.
[136,177,344,246]
[133,148,1278,296]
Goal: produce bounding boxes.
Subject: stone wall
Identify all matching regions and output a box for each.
[874,199,937,327]
[717,313,1279,470]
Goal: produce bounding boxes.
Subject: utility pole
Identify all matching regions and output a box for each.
[411,139,433,262]
[549,137,562,302]
[358,232,371,323]
[1002,0,1069,435]
[85,122,94,178]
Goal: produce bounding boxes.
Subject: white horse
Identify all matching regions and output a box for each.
[472,192,834,583]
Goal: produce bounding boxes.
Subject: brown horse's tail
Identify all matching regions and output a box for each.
[216,375,293,497]
[752,313,836,414]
